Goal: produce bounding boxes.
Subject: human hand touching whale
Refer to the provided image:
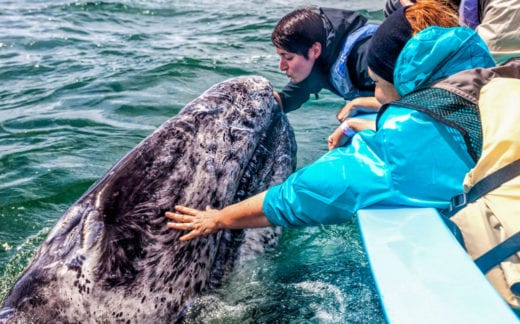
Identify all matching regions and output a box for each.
[165,206,222,241]
[166,192,272,241]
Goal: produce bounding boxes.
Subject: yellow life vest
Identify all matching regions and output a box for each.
[450,77,520,309]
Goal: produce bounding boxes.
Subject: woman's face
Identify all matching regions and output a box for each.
[276,42,321,84]
[368,68,401,104]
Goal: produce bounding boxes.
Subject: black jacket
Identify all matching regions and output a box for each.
[278,8,374,113]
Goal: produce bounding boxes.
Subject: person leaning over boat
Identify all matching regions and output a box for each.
[333,0,459,133]
[328,0,459,149]
[164,8,495,240]
[270,7,380,124]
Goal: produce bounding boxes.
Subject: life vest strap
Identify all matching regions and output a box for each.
[441,159,520,276]
[445,159,520,217]
[475,231,520,274]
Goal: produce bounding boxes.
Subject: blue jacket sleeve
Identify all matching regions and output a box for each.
[262,130,392,227]
[262,107,474,227]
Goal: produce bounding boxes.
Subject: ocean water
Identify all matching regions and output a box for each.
[0,0,387,322]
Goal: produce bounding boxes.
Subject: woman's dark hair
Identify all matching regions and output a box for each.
[271,7,326,59]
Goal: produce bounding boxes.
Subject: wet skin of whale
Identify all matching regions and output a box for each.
[0,76,297,323]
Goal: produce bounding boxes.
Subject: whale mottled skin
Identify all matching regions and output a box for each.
[0,76,297,323]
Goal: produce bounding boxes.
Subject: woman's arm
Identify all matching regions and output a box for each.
[336,96,381,122]
[165,191,272,241]
[328,118,376,150]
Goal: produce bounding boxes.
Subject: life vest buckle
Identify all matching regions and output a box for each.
[450,193,467,212]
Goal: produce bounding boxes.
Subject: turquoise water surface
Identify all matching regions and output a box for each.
[1,1,386,322]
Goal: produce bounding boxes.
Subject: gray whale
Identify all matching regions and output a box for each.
[0,76,297,323]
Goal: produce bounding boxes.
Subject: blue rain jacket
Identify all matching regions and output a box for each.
[263,27,496,227]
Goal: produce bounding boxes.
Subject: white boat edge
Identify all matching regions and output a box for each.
[357,206,519,323]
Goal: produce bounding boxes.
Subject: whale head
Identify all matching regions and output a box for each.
[0,76,297,323]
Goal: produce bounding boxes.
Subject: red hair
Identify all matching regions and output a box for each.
[405,0,459,35]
